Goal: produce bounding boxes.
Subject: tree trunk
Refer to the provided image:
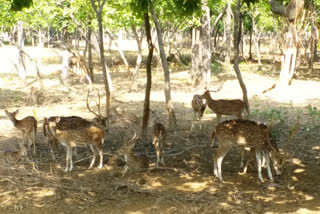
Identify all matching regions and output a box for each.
[17,21,26,83]
[90,0,110,126]
[149,3,177,130]
[191,28,201,87]
[249,27,253,60]
[141,11,154,135]
[225,1,232,65]
[87,26,94,82]
[131,24,143,91]
[234,0,250,115]
[200,0,211,88]
[252,14,261,65]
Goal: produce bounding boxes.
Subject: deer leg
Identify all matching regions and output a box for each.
[198,112,202,129]
[264,152,274,182]
[32,128,36,154]
[153,137,160,166]
[65,146,71,172]
[214,145,231,181]
[255,149,264,182]
[88,144,97,169]
[191,112,196,131]
[96,143,103,169]
[160,139,165,165]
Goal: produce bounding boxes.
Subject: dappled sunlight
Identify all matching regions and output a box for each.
[175,181,212,192]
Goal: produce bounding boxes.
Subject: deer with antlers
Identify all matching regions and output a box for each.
[212,119,283,182]
[118,132,149,174]
[191,94,207,130]
[5,110,37,154]
[200,81,249,123]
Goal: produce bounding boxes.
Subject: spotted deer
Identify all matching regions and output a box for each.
[43,116,90,160]
[200,82,248,123]
[191,94,207,130]
[5,110,37,154]
[211,119,282,182]
[43,116,104,172]
[118,132,149,174]
[152,121,167,166]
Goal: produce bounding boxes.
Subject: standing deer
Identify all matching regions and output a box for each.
[118,132,149,174]
[191,94,207,130]
[43,116,90,160]
[44,116,104,172]
[200,82,248,123]
[152,121,167,166]
[5,110,37,154]
[211,119,282,182]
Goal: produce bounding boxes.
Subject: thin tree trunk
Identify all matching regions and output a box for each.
[249,27,253,60]
[131,24,143,91]
[225,1,231,65]
[87,25,94,82]
[252,14,261,65]
[234,0,250,115]
[17,21,26,83]
[200,0,211,87]
[141,11,154,135]
[149,3,177,129]
[90,0,110,126]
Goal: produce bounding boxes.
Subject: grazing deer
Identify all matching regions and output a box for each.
[43,116,90,160]
[5,110,37,154]
[152,121,167,166]
[211,119,282,182]
[191,94,207,130]
[43,116,104,172]
[200,82,249,123]
[118,132,149,174]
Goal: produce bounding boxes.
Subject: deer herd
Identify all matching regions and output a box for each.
[4,80,286,183]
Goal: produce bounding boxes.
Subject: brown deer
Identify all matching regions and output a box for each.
[43,116,91,160]
[200,82,248,123]
[118,132,149,174]
[5,110,37,154]
[211,119,282,182]
[152,121,167,166]
[44,116,104,172]
[191,94,207,130]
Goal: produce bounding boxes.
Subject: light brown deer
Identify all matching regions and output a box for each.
[152,121,167,166]
[43,116,91,160]
[200,82,248,123]
[44,116,104,172]
[118,132,149,174]
[211,119,282,182]
[191,94,207,130]
[5,110,37,154]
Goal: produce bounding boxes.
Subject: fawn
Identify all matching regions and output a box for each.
[118,132,149,174]
[43,116,91,160]
[152,121,167,166]
[200,89,248,123]
[44,116,104,172]
[191,94,207,130]
[5,110,37,154]
[211,119,282,182]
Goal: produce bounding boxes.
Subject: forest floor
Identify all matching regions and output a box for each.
[0,46,319,214]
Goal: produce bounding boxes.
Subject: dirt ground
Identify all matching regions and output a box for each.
[0,46,320,214]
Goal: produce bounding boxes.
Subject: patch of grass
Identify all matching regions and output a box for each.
[250,107,287,121]
[211,61,223,75]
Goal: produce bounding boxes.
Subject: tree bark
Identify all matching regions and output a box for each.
[90,0,110,126]
[131,24,143,91]
[141,11,154,135]
[200,0,211,88]
[17,21,26,83]
[149,3,177,130]
[225,1,232,65]
[234,0,250,115]
[191,28,201,87]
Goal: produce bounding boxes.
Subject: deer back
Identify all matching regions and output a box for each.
[208,99,245,115]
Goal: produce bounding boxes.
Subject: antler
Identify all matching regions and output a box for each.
[86,89,103,119]
[208,80,224,93]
